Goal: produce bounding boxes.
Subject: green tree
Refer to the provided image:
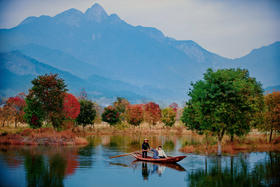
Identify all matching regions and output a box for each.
[113,97,130,121]
[24,97,45,128]
[24,74,67,129]
[102,106,120,125]
[181,68,264,155]
[161,107,176,127]
[76,99,96,127]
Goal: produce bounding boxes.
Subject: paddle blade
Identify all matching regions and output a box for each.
[110,153,132,159]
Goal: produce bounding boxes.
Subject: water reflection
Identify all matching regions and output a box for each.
[187,152,280,186]
[137,161,186,180]
[24,152,67,187]
[0,146,82,187]
[0,136,279,187]
[110,160,186,181]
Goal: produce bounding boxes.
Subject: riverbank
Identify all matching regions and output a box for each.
[180,133,280,155]
[0,122,189,146]
[0,127,88,146]
[0,125,279,155]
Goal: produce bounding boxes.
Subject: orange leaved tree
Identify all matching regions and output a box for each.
[264,91,280,142]
[5,93,26,127]
[126,104,144,126]
[143,102,161,125]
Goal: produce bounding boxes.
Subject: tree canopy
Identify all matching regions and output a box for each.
[102,106,120,125]
[24,74,67,128]
[63,93,80,120]
[181,68,264,155]
[143,102,161,125]
[161,107,176,127]
[76,99,96,126]
[261,91,280,142]
[126,104,144,126]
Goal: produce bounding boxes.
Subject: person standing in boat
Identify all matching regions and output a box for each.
[157,146,167,158]
[142,138,150,158]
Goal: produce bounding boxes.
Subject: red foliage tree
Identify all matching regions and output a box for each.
[126,104,144,126]
[144,102,161,125]
[63,93,80,120]
[6,93,26,127]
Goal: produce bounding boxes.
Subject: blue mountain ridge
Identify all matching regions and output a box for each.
[0,3,279,104]
[0,51,149,105]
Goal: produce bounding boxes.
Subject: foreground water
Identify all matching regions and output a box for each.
[0,135,279,187]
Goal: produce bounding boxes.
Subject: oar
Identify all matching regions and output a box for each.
[110,151,140,159]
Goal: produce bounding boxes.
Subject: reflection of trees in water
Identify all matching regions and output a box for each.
[78,144,94,168]
[101,135,177,153]
[0,147,23,168]
[163,140,175,152]
[187,152,280,186]
[24,153,67,187]
[0,146,83,187]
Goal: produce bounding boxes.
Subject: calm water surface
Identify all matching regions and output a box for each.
[0,135,279,187]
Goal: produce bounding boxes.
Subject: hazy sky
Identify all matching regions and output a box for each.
[0,0,279,58]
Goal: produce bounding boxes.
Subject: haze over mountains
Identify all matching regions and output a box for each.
[0,3,279,105]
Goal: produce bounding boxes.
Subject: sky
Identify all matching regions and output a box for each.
[0,0,279,58]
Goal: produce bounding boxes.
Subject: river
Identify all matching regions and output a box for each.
[0,135,279,187]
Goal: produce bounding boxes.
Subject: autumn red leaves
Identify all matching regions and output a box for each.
[0,74,179,129]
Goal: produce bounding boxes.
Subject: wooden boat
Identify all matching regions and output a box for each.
[132,160,186,171]
[131,152,186,163]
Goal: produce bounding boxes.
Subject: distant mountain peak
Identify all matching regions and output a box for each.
[57,8,83,17]
[54,8,84,26]
[85,3,108,22]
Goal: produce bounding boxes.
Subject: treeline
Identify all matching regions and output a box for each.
[0,68,279,154]
[0,74,179,130]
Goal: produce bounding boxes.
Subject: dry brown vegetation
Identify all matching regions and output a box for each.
[180,133,280,155]
[0,127,88,146]
[0,123,279,155]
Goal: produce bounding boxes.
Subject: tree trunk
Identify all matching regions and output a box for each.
[205,134,209,156]
[230,156,233,175]
[230,134,234,142]
[204,157,208,174]
[217,138,222,156]
[269,128,273,143]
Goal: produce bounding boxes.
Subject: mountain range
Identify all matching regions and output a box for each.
[0,3,279,105]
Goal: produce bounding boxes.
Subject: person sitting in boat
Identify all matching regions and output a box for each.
[142,138,150,158]
[157,146,167,158]
[150,148,160,159]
